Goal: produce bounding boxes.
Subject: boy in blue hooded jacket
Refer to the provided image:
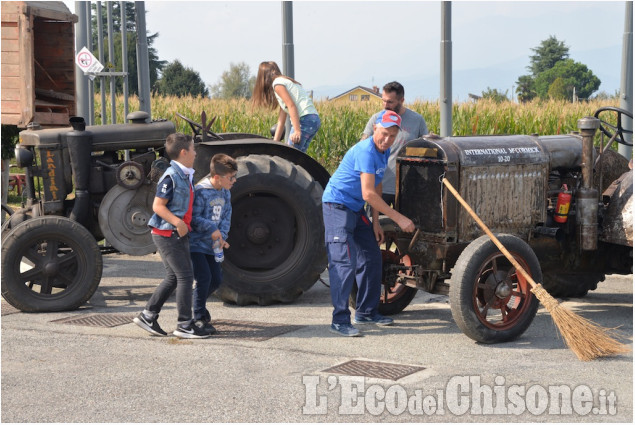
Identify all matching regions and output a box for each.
[189,154,238,335]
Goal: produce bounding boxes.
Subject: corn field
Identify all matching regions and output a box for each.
[95,96,621,173]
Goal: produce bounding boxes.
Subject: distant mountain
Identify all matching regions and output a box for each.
[313,44,622,103]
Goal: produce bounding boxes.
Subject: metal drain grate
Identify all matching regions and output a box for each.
[213,319,304,341]
[51,313,136,328]
[323,360,426,381]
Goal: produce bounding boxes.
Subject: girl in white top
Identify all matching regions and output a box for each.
[252,61,321,153]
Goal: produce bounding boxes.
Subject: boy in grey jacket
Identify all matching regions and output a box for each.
[189,154,238,335]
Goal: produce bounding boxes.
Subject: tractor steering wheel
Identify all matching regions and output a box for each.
[594,106,633,146]
[176,112,223,141]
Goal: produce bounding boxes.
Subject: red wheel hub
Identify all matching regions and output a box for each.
[472,253,534,330]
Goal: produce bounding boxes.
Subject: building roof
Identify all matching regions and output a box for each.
[330,85,382,101]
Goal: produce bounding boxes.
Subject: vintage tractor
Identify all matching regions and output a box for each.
[371,106,632,344]
[1,112,329,312]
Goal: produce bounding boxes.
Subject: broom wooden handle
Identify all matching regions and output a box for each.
[442,178,539,289]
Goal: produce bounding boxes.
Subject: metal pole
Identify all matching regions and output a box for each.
[74,1,89,121]
[96,2,107,124]
[619,1,633,159]
[282,1,294,78]
[121,1,129,120]
[440,1,452,137]
[135,1,152,119]
[107,2,116,123]
[282,1,294,141]
[85,3,94,125]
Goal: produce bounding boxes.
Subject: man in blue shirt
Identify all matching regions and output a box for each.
[322,110,416,337]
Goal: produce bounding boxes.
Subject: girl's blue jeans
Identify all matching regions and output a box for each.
[288,113,321,153]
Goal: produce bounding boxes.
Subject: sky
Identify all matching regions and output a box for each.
[63,0,630,102]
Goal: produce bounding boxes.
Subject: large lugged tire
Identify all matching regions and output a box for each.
[449,234,539,343]
[541,271,602,298]
[1,216,103,312]
[216,155,326,305]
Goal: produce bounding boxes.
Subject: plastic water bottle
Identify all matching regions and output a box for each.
[213,239,224,263]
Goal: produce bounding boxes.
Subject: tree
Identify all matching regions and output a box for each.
[528,35,569,75]
[110,31,166,96]
[547,77,570,101]
[1,125,19,160]
[592,90,620,101]
[534,59,601,100]
[515,75,536,102]
[154,60,209,97]
[91,2,135,35]
[516,36,599,103]
[481,87,509,103]
[90,2,166,95]
[210,62,255,99]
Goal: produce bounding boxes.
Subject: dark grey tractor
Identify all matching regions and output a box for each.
[1,112,328,312]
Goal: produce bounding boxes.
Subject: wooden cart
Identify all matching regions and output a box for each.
[1,1,77,127]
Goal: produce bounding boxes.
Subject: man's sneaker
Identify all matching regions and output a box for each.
[195,319,217,335]
[173,322,211,339]
[133,313,167,336]
[329,323,361,337]
[353,314,394,326]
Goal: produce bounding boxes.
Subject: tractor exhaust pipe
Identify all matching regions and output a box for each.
[66,117,92,227]
[533,226,564,241]
[576,117,600,251]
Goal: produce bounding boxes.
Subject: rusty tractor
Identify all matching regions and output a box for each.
[365,106,632,343]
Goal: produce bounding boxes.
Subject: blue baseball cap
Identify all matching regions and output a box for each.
[375,110,402,129]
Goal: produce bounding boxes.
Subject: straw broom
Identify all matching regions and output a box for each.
[442,178,630,361]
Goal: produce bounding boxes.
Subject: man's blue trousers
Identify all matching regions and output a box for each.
[323,202,382,325]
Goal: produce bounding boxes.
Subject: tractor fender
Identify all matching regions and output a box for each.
[600,169,633,247]
[193,138,330,189]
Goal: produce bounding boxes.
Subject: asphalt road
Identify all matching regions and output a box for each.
[1,253,633,422]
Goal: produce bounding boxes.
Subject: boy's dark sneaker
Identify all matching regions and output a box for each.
[133,313,167,336]
[195,320,217,335]
[173,322,211,339]
[353,313,394,326]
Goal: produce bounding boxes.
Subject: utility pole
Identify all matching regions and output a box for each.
[135,1,151,120]
[282,1,294,79]
[74,1,89,120]
[282,1,294,141]
[618,1,633,159]
[440,1,452,137]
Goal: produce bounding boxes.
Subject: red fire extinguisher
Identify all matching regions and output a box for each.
[554,184,572,223]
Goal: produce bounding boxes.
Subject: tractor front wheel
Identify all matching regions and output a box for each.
[449,234,539,343]
[1,216,102,312]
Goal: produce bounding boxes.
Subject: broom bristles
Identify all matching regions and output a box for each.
[531,284,631,361]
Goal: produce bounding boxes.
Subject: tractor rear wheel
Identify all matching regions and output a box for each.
[541,271,601,298]
[215,155,326,305]
[349,216,417,315]
[1,216,102,312]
